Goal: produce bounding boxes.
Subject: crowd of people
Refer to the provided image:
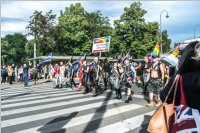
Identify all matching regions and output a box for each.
[1,41,199,107]
[1,53,172,104]
[1,41,199,132]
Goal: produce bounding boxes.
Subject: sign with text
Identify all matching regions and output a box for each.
[92,36,111,53]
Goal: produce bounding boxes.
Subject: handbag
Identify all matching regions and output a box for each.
[147,74,180,133]
[170,75,200,133]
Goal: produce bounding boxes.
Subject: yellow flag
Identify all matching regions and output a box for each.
[172,48,179,57]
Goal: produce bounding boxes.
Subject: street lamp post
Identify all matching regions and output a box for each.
[160,10,169,55]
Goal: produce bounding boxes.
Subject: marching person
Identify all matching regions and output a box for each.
[102,58,110,90]
[49,64,55,81]
[7,65,13,85]
[14,65,18,82]
[54,63,60,88]
[82,60,89,93]
[77,60,84,91]
[143,55,152,94]
[122,59,137,103]
[18,66,23,82]
[32,65,39,85]
[146,55,165,107]
[11,64,15,82]
[60,62,66,88]
[135,62,144,87]
[110,60,123,99]
[1,65,7,84]
[23,64,29,87]
[70,61,78,90]
[89,56,102,96]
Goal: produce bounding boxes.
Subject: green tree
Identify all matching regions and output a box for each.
[86,10,112,39]
[1,39,10,65]
[26,10,56,55]
[1,33,27,65]
[55,3,113,56]
[25,40,34,60]
[114,2,161,59]
[55,3,90,55]
[85,10,113,56]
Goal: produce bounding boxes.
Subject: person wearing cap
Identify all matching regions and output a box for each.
[146,55,165,107]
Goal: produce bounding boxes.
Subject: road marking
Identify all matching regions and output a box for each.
[2,91,81,103]
[2,99,123,128]
[2,93,85,108]
[2,95,105,116]
[13,103,143,133]
[87,111,154,133]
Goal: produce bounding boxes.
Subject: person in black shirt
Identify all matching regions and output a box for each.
[135,62,144,87]
[122,59,137,103]
[89,56,102,96]
[11,64,15,82]
[102,58,111,90]
[143,55,152,94]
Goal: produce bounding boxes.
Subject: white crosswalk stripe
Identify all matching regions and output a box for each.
[1,82,155,133]
[87,111,154,133]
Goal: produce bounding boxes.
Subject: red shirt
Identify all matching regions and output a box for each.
[78,64,84,76]
[55,66,60,75]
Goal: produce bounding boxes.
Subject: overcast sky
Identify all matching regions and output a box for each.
[1,1,200,48]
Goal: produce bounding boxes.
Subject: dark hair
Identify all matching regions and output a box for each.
[178,41,200,74]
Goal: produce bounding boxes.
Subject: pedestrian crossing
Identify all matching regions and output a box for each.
[1,82,156,133]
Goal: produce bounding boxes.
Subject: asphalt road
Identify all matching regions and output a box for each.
[1,80,156,133]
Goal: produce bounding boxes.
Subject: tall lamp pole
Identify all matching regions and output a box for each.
[160,10,169,55]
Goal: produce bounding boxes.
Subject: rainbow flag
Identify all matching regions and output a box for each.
[171,48,179,57]
[151,42,160,57]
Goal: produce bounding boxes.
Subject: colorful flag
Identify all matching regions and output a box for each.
[117,52,122,62]
[71,58,80,74]
[41,53,52,64]
[151,42,160,57]
[80,54,86,60]
[171,48,179,57]
[121,50,130,64]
